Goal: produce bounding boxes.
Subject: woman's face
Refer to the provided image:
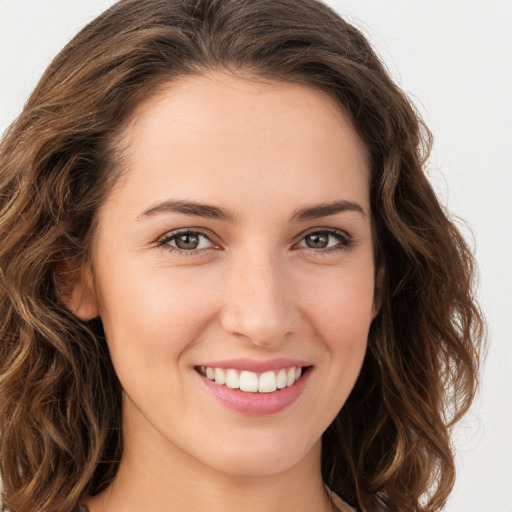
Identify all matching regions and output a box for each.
[78,72,378,477]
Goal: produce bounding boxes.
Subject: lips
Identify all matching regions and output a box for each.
[195,359,313,415]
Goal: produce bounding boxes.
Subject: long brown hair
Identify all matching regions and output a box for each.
[0,1,484,510]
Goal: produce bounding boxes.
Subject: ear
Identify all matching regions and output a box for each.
[67,268,99,320]
[56,257,99,321]
[371,265,385,320]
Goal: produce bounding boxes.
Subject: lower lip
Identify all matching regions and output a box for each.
[198,368,311,416]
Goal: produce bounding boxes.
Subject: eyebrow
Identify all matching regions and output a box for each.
[138,198,366,222]
[138,200,236,222]
[290,200,367,222]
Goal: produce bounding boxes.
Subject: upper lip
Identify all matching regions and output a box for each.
[197,358,313,373]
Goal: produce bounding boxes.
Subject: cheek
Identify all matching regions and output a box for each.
[299,262,376,348]
[96,261,220,365]
[293,263,375,427]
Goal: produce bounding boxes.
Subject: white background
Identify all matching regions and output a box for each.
[1,1,511,510]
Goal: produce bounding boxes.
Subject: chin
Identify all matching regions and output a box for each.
[192,432,321,478]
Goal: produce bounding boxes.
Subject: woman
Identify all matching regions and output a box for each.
[0,0,484,511]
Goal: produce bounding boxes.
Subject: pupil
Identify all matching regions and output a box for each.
[307,233,328,248]
[176,234,199,250]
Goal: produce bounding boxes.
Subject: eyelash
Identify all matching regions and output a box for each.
[294,228,354,253]
[157,229,217,256]
[157,227,354,256]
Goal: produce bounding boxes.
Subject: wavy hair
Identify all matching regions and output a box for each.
[0,1,484,510]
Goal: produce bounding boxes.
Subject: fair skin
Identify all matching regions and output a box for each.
[73,71,377,512]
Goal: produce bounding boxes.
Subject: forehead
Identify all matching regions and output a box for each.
[107,71,370,216]
[124,71,366,151]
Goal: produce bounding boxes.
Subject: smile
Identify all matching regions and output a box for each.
[198,366,305,394]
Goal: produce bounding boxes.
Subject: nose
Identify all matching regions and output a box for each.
[219,251,300,347]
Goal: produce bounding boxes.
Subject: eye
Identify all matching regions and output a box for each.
[296,229,352,251]
[158,230,215,252]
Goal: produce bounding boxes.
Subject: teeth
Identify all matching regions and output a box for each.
[286,367,296,387]
[214,368,226,385]
[225,369,239,389]
[202,366,305,393]
[239,371,259,392]
[259,371,277,393]
[276,369,287,389]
